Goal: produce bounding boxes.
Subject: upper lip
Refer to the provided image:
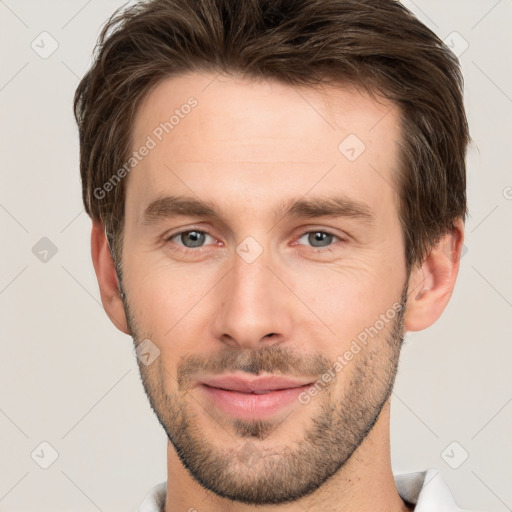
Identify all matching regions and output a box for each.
[200,374,314,393]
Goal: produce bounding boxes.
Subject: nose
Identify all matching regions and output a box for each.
[212,246,293,350]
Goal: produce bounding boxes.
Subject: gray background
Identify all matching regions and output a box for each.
[0,0,511,510]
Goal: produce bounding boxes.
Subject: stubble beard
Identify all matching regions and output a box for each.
[119,271,408,505]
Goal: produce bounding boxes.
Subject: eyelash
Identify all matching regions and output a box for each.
[164,228,343,253]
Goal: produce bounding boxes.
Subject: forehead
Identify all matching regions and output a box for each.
[127,72,402,220]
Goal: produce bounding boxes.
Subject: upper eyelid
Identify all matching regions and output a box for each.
[297,229,340,239]
[164,224,213,237]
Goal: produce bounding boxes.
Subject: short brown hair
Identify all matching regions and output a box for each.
[74,0,469,272]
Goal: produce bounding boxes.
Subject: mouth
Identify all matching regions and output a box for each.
[205,385,304,395]
[214,388,279,395]
[198,374,314,420]
[199,373,314,393]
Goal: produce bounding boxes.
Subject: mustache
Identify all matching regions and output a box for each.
[176,344,332,389]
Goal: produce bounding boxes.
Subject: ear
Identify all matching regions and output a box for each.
[404,218,465,332]
[90,220,130,335]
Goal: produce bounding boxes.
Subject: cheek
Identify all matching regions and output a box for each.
[122,233,405,357]
[287,261,403,352]
[125,253,228,345]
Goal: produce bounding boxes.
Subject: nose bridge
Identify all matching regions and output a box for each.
[231,248,272,305]
[213,242,291,347]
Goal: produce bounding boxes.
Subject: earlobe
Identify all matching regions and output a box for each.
[404,219,464,332]
[90,221,131,335]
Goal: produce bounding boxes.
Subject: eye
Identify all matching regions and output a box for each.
[166,229,216,249]
[297,230,341,249]
[164,228,343,253]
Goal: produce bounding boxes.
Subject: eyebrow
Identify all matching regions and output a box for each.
[141,194,374,226]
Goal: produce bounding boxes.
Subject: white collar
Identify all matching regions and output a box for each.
[137,467,465,511]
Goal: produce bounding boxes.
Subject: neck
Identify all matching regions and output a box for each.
[165,401,411,512]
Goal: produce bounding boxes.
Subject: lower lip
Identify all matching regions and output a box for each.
[200,384,312,420]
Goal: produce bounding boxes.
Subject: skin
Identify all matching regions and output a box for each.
[91,72,464,512]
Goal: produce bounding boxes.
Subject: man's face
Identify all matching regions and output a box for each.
[119,72,408,504]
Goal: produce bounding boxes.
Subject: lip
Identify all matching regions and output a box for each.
[200,374,314,393]
[198,374,314,420]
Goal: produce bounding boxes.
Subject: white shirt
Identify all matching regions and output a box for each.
[137,467,470,511]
